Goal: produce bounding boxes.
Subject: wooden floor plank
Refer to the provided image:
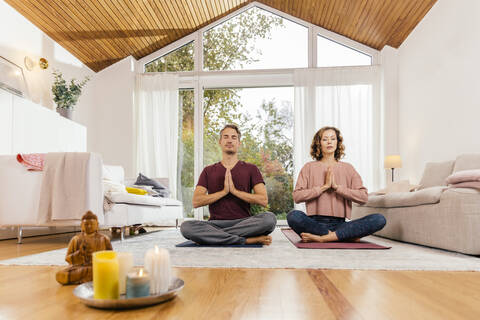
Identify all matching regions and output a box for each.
[323,269,480,320]
[308,270,363,320]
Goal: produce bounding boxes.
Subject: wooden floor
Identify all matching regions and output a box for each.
[1,231,480,319]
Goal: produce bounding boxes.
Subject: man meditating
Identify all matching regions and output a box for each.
[180,124,276,245]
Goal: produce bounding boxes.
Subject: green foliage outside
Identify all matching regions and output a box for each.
[145,7,293,219]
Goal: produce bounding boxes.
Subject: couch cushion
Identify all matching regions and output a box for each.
[418,161,454,189]
[106,192,182,207]
[363,186,447,208]
[103,180,127,193]
[453,154,480,172]
[135,173,168,190]
[446,169,480,184]
[449,181,480,189]
[376,180,420,194]
[103,165,125,184]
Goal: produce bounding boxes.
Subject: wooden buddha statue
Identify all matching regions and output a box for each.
[55,211,113,285]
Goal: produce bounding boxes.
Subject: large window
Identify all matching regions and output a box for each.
[203,87,294,219]
[142,4,381,220]
[203,7,308,71]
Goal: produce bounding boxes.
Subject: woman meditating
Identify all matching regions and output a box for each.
[287,126,386,243]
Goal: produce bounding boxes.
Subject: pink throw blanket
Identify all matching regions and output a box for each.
[17,153,45,171]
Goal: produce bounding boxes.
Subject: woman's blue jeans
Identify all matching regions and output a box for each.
[287,210,386,241]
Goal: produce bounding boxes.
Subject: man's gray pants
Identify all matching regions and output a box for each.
[180,212,277,245]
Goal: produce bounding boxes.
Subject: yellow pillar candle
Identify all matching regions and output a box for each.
[117,252,134,295]
[93,250,119,300]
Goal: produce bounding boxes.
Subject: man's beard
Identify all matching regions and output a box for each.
[225,150,236,155]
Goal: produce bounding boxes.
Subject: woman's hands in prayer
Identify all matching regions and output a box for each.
[324,167,338,191]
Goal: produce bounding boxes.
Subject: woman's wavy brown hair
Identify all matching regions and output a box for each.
[310,126,345,161]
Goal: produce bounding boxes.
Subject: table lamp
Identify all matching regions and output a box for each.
[384,155,402,182]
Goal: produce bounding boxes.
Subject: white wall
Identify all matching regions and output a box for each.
[380,45,399,183]
[0,0,95,140]
[89,56,137,177]
[397,0,480,183]
[0,0,139,179]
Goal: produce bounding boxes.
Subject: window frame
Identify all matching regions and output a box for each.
[137,1,380,220]
[139,2,379,72]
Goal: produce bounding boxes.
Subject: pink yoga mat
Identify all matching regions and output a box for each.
[281,228,390,249]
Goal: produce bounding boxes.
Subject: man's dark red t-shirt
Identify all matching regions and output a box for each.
[197,161,265,220]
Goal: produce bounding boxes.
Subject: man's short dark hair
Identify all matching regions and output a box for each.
[219,124,241,140]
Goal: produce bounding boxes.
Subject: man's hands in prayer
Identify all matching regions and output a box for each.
[220,168,267,206]
[223,169,238,196]
[223,169,231,195]
[227,170,238,195]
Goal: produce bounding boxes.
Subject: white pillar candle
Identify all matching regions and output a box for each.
[117,252,134,295]
[144,245,172,294]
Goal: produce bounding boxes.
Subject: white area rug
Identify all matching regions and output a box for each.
[2,228,480,271]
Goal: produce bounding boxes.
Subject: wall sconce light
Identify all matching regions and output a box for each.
[24,56,49,71]
[39,58,49,69]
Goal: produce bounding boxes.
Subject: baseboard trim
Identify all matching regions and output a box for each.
[0,226,80,241]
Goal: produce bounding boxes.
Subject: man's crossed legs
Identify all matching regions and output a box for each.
[180,212,276,245]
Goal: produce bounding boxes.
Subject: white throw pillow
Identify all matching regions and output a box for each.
[103,180,127,194]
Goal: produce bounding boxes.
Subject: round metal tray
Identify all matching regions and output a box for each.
[73,278,184,309]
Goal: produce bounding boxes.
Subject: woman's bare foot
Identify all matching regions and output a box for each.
[300,233,323,242]
[300,231,338,243]
[245,235,272,245]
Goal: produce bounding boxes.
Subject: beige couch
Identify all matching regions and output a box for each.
[352,154,480,255]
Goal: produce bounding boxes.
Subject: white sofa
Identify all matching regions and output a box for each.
[0,154,183,243]
[352,154,480,255]
[102,165,183,233]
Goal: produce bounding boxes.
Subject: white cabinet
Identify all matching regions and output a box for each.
[0,89,86,154]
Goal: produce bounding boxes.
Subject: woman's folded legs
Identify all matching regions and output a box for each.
[287,210,386,243]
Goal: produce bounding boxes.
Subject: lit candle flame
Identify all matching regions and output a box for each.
[155,245,159,254]
[139,268,143,277]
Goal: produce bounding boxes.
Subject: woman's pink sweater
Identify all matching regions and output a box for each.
[293,161,368,219]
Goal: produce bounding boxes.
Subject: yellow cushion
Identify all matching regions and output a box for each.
[125,187,148,195]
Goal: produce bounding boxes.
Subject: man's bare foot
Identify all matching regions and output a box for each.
[245,235,272,245]
[300,231,339,243]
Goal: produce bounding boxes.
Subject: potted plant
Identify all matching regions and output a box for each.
[51,69,90,119]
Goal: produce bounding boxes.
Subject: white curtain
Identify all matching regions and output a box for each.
[294,66,382,193]
[135,74,179,197]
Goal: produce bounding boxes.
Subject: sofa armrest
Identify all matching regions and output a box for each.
[361,186,447,208]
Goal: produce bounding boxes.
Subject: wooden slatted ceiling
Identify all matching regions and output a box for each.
[5,0,437,72]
